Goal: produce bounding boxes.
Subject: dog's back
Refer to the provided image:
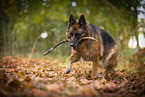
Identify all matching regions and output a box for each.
[89,24,116,55]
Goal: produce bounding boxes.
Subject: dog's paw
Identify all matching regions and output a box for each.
[91,72,99,79]
[98,74,105,78]
[91,75,98,79]
[91,74,98,79]
[65,69,71,74]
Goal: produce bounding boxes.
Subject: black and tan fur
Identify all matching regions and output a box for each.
[65,14,118,78]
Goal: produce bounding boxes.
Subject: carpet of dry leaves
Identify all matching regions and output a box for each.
[0,56,145,97]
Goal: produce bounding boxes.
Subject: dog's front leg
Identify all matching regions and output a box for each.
[92,58,99,78]
[65,51,80,74]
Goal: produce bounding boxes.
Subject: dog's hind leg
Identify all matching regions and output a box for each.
[65,52,80,74]
[103,45,118,75]
[92,57,99,78]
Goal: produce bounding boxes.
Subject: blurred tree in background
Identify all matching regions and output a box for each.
[0,0,145,64]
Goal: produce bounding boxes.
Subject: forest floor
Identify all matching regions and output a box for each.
[0,55,145,97]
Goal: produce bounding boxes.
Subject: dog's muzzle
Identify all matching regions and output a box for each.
[69,42,75,47]
[69,42,79,50]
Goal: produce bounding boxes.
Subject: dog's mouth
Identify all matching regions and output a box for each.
[69,40,82,49]
[69,37,98,49]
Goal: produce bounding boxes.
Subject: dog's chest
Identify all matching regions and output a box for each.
[77,41,100,61]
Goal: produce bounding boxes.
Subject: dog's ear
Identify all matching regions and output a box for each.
[78,14,87,27]
[69,13,76,25]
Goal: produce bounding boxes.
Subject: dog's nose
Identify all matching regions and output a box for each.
[69,43,75,47]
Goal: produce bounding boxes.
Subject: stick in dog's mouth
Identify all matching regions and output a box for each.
[43,39,69,56]
[43,37,98,56]
[73,37,98,48]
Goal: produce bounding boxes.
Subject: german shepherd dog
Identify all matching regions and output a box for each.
[65,14,118,78]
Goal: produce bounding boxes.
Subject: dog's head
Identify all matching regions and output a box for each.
[66,14,89,47]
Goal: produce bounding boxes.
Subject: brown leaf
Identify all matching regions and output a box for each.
[7,78,20,89]
[45,84,61,91]
[31,88,49,97]
[24,76,31,82]
[78,86,99,97]
[5,69,14,72]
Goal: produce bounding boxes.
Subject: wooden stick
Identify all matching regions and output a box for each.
[43,37,98,56]
[74,37,98,47]
[43,39,69,56]
[29,36,40,59]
